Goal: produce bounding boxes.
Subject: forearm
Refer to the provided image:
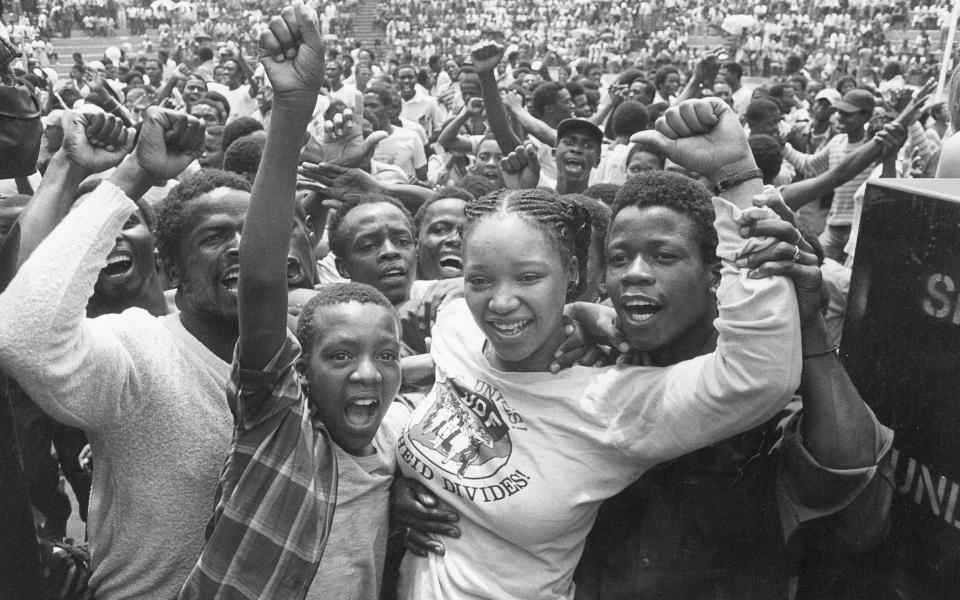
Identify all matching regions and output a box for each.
[107,155,156,202]
[782,140,881,210]
[588,98,616,126]
[16,154,89,269]
[239,102,313,368]
[382,183,436,213]
[798,316,877,469]
[676,74,702,103]
[510,105,556,146]
[437,111,470,151]
[477,71,521,152]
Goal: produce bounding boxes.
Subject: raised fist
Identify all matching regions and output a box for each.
[500,143,540,190]
[631,98,755,187]
[471,42,504,75]
[133,107,206,182]
[60,106,135,174]
[257,0,325,102]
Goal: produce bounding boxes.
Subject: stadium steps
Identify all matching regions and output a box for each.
[47,32,157,78]
[351,0,383,50]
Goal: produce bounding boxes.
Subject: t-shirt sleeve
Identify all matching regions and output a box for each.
[230,331,304,431]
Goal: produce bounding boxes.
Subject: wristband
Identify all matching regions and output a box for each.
[713,168,763,195]
[802,344,839,359]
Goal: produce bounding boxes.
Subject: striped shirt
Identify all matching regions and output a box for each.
[179,334,338,600]
[783,134,871,227]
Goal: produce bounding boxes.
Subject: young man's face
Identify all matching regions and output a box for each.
[190,103,222,126]
[363,93,391,130]
[94,208,156,304]
[551,89,575,121]
[144,60,162,85]
[571,93,591,117]
[397,67,417,99]
[474,139,502,184]
[220,59,241,89]
[165,187,250,324]
[199,129,224,168]
[336,202,418,305]
[835,108,869,135]
[325,62,342,86]
[417,197,466,280]
[556,130,601,183]
[605,205,716,354]
[301,301,401,456]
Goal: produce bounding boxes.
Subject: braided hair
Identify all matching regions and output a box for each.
[462,188,592,301]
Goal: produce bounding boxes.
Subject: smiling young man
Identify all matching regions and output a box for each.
[415,188,470,281]
[398,64,446,139]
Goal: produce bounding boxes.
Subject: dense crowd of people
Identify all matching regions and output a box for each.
[2,0,960,598]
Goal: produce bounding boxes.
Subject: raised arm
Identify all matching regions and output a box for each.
[238,0,325,370]
[437,98,483,154]
[471,42,522,153]
[0,110,203,431]
[781,123,905,210]
[503,89,556,146]
[628,98,802,458]
[10,108,134,272]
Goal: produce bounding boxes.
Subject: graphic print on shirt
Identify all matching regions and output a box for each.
[406,377,517,479]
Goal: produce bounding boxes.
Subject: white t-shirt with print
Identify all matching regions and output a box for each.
[395,197,802,600]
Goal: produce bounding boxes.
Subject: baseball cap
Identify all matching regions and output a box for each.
[833,89,875,114]
[814,88,841,106]
[556,118,604,147]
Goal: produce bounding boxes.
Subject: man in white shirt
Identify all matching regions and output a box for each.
[366,85,427,182]
[326,60,357,109]
[397,64,446,140]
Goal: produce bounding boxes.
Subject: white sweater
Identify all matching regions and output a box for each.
[0,182,233,600]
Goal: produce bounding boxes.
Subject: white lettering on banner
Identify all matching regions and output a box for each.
[922,273,960,324]
[892,448,960,529]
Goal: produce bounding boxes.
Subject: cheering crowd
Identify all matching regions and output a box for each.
[3,0,960,597]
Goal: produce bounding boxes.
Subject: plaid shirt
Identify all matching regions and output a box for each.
[179,333,337,600]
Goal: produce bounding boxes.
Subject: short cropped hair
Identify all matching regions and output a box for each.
[414,188,474,233]
[296,282,397,358]
[221,116,263,152]
[154,169,251,262]
[611,101,649,137]
[328,193,414,258]
[612,171,717,266]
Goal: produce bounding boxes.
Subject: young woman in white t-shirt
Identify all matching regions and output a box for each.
[392,98,803,600]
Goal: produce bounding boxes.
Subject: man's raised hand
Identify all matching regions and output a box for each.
[471,42,504,75]
[134,107,205,182]
[257,0,324,102]
[61,107,135,174]
[500,143,540,190]
[631,97,755,188]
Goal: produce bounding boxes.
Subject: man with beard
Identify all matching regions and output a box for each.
[0,106,253,600]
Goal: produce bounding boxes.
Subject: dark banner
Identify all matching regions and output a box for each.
[842,179,960,599]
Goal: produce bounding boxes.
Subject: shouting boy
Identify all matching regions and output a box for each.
[180,3,408,599]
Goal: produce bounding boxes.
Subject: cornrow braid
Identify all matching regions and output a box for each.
[462,189,592,301]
